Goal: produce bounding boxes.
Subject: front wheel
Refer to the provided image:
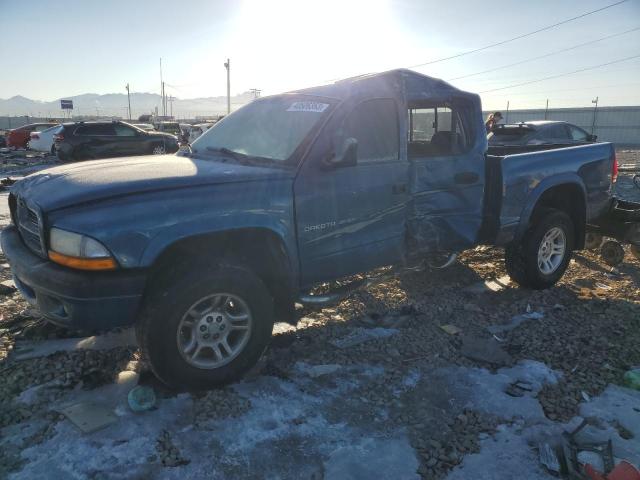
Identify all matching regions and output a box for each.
[505,209,574,289]
[136,262,274,389]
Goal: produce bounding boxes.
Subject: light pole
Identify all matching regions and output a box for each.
[224,58,230,114]
[591,97,599,135]
[126,83,132,120]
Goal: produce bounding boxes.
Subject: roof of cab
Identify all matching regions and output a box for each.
[289,68,479,104]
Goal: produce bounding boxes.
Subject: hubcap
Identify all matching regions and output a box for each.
[153,146,165,154]
[176,293,252,369]
[537,227,566,275]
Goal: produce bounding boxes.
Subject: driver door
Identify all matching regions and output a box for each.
[294,98,410,286]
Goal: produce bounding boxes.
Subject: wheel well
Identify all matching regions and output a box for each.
[148,229,297,324]
[531,184,586,249]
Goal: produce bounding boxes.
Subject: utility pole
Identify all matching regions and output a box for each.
[126,83,132,120]
[224,58,231,114]
[591,96,599,135]
[162,82,166,117]
[544,99,549,120]
[159,58,164,118]
[505,101,510,123]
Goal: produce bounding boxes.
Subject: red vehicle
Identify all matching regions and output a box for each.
[6,123,57,149]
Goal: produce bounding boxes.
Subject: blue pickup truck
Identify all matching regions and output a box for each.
[2,69,638,388]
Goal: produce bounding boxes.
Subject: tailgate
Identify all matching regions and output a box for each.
[589,198,640,246]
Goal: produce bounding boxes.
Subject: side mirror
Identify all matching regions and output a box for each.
[587,134,597,142]
[322,137,358,169]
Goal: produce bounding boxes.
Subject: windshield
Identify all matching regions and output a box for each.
[191,96,333,163]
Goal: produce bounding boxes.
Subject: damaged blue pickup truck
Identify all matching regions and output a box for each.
[3,69,639,388]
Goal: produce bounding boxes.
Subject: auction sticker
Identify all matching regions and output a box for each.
[287,101,329,113]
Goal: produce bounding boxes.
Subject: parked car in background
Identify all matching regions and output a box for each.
[487,120,596,155]
[55,121,179,162]
[6,123,57,149]
[154,121,181,137]
[0,131,7,148]
[133,123,155,132]
[28,124,62,154]
[188,123,213,144]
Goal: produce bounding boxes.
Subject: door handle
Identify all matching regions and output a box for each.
[454,172,479,185]
[392,183,407,194]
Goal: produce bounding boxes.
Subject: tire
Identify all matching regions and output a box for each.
[136,261,274,390]
[505,209,574,289]
[50,144,56,156]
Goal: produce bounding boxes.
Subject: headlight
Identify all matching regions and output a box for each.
[48,228,117,270]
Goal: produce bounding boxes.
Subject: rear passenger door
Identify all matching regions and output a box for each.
[407,103,485,252]
[113,124,143,156]
[74,124,117,158]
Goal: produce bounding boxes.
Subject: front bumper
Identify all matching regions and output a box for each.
[1,225,147,331]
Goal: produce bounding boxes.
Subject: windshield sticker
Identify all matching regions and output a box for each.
[287,101,329,113]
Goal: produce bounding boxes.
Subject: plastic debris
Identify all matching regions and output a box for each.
[305,364,341,378]
[538,442,561,474]
[128,385,157,412]
[440,324,462,335]
[486,309,544,334]
[460,336,512,367]
[623,368,640,391]
[60,402,117,433]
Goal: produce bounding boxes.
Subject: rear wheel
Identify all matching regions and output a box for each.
[136,261,274,389]
[505,209,574,289]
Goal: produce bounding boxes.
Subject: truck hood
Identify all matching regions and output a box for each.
[12,154,294,211]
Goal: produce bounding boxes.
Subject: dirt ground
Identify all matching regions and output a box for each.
[0,149,639,479]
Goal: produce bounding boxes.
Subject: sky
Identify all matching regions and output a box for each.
[0,0,639,110]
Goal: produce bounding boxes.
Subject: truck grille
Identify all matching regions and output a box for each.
[10,194,45,257]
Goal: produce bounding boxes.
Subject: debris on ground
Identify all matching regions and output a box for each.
[538,442,561,474]
[331,326,399,349]
[440,324,462,335]
[128,385,157,412]
[60,402,118,433]
[460,336,513,367]
[487,308,544,334]
[623,369,640,390]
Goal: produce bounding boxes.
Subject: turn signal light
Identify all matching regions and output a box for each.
[48,251,117,271]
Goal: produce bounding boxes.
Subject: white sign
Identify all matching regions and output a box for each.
[287,101,329,113]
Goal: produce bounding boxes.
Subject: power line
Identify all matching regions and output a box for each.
[479,54,640,93]
[407,0,630,69]
[448,26,640,81]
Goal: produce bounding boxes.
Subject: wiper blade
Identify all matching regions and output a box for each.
[206,146,259,165]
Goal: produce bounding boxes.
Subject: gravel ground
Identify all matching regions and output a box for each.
[0,148,639,479]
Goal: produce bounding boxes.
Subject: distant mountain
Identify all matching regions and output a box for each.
[0,91,256,118]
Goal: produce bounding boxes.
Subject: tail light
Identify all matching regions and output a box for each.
[612,152,618,183]
[31,133,40,140]
[54,133,64,144]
